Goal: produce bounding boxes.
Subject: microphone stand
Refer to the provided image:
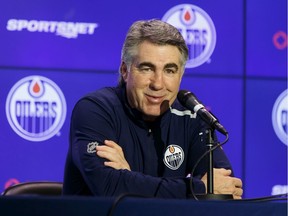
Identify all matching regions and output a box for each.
[196,129,233,200]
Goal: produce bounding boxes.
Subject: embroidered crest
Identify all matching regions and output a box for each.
[163,145,184,170]
[87,141,99,153]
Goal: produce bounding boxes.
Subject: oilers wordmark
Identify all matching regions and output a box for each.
[163,145,184,170]
[181,28,208,60]
[15,100,57,133]
[166,151,182,168]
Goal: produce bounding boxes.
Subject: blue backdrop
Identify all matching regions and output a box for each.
[0,0,286,198]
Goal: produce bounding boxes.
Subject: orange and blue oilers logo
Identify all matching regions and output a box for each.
[5,76,67,142]
[272,89,288,145]
[162,4,216,68]
[163,144,184,170]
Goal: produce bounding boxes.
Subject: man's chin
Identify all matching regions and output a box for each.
[142,100,170,121]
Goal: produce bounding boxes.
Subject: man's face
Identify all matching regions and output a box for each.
[121,41,184,121]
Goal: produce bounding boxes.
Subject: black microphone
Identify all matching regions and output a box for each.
[177,90,228,135]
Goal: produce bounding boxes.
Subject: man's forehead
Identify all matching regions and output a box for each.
[136,61,179,69]
[133,44,182,65]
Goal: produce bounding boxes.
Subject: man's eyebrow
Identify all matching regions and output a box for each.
[137,62,179,70]
[164,63,179,70]
[137,62,155,68]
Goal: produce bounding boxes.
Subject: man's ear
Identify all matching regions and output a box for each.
[120,62,128,82]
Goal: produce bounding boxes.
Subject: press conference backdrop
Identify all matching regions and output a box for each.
[0,0,286,198]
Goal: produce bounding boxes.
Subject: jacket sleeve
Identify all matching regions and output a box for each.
[69,97,206,198]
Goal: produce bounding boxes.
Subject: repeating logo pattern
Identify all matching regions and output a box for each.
[6,76,67,142]
[162,4,216,68]
[272,89,288,145]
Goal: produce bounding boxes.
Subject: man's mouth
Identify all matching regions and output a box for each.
[145,94,165,104]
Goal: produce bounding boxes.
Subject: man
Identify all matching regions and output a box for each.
[63,19,243,199]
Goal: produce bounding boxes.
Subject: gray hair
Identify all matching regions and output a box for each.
[119,19,188,85]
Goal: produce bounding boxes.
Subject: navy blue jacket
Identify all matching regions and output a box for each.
[63,86,233,198]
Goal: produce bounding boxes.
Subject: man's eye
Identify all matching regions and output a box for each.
[140,67,152,72]
[165,69,177,74]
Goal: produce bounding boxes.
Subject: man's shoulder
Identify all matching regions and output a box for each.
[83,87,121,104]
[85,87,118,99]
[74,87,123,112]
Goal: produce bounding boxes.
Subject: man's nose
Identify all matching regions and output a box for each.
[149,72,164,90]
